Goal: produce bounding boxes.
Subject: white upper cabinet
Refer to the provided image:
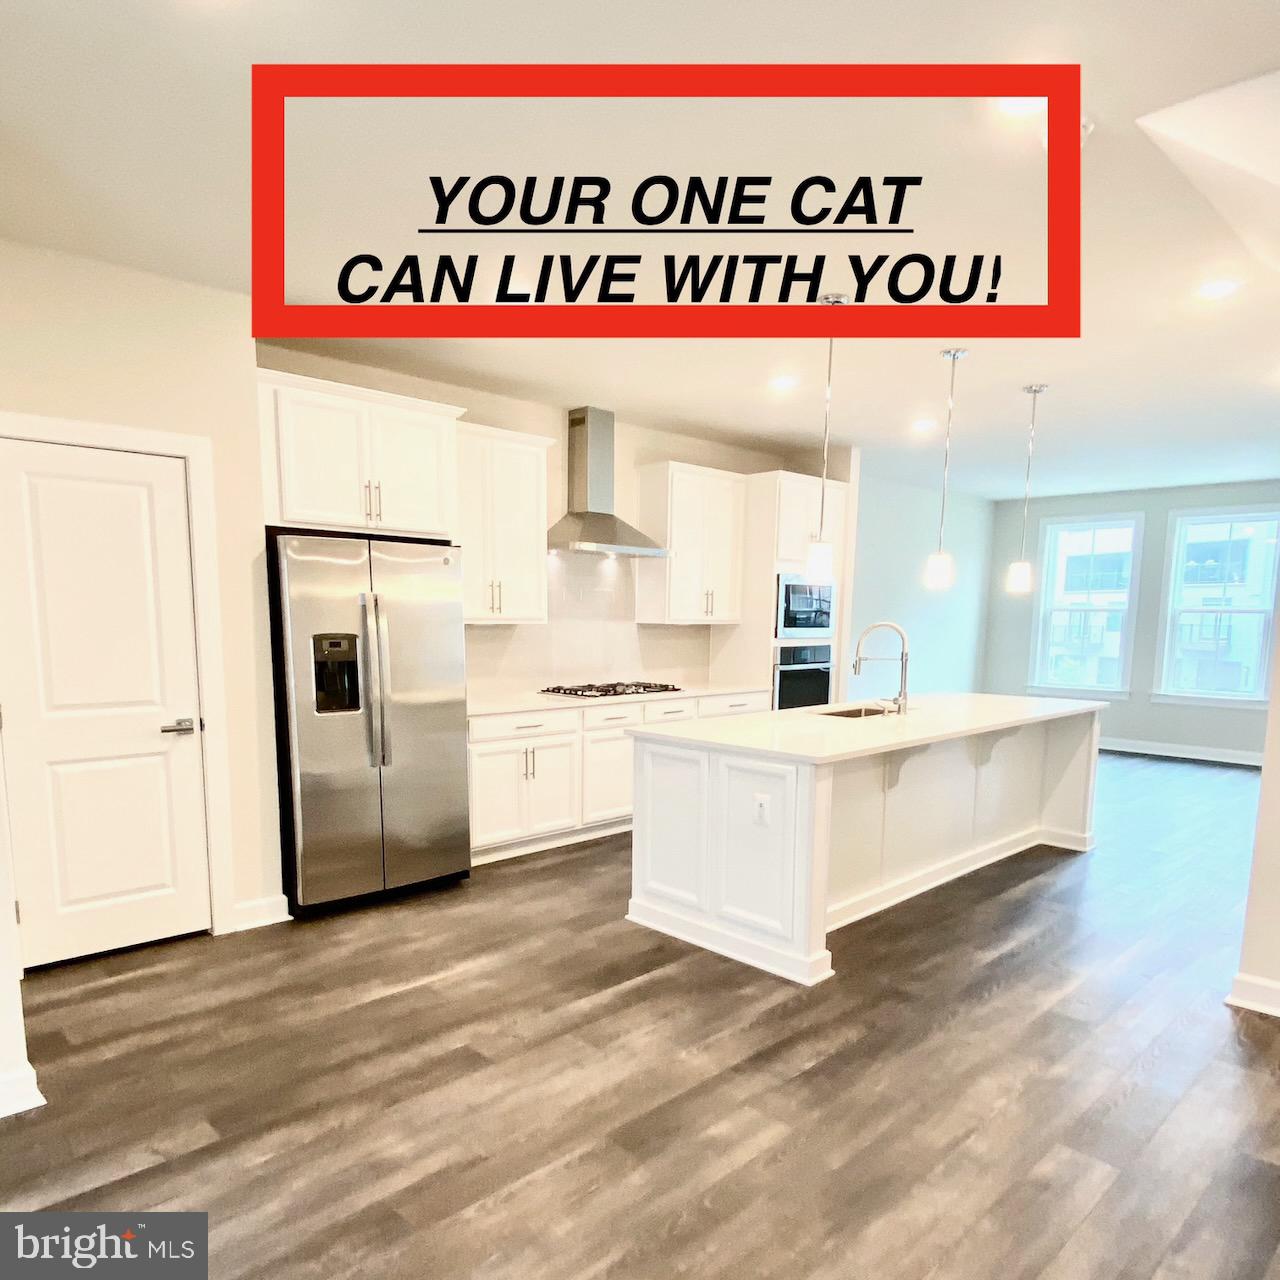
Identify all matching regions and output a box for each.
[635,462,746,625]
[275,387,369,528]
[259,372,465,538]
[456,423,552,624]
[774,471,847,567]
[367,404,457,536]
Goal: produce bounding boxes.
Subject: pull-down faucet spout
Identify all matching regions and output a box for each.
[852,621,910,715]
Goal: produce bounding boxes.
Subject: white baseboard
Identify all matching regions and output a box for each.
[1100,737,1263,768]
[1227,972,1280,1020]
[825,826,1084,933]
[472,820,631,867]
[626,899,834,987]
[0,1061,46,1120]
[215,893,292,935]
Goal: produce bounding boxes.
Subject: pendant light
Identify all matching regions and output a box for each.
[1005,383,1048,595]
[924,348,968,590]
[804,292,851,587]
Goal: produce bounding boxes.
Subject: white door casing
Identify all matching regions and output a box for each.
[0,440,212,966]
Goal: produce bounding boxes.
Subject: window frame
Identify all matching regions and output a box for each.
[1026,512,1145,699]
[1153,505,1280,707]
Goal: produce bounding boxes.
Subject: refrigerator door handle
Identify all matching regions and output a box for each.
[374,592,392,767]
[361,591,384,768]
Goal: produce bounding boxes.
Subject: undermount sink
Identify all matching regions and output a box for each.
[816,705,891,719]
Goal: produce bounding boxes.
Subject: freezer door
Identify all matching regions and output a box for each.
[370,540,471,886]
[279,535,385,904]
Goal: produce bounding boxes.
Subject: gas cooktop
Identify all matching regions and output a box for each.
[540,682,682,698]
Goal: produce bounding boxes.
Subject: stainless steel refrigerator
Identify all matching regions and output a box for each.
[267,530,470,908]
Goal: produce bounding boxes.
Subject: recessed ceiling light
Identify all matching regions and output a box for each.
[997,97,1047,118]
[769,374,798,394]
[1196,278,1241,301]
[910,417,937,437]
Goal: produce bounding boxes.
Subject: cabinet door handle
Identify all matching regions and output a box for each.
[364,481,372,522]
[603,714,627,722]
[530,746,536,779]
[497,581,503,614]
[661,708,684,716]
[374,481,383,522]
[522,747,529,779]
[489,581,495,612]
[710,589,715,616]
[515,722,543,730]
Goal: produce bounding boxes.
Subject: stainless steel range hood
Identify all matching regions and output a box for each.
[547,407,667,557]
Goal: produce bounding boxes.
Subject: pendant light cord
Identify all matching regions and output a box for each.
[937,352,961,555]
[1018,387,1042,561]
[818,334,833,542]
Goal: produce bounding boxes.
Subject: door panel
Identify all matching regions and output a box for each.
[667,468,708,622]
[525,735,581,836]
[705,474,745,622]
[468,742,527,848]
[368,407,456,536]
[276,388,370,527]
[581,729,633,824]
[488,438,547,622]
[0,440,211,965]
[278,535,385,905]
[456,431,493,621]
[371,541,470,886]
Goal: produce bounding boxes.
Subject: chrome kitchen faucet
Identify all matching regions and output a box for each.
[852,622,910,715]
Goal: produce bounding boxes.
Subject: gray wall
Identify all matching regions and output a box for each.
[983,479,1280,762]
[848,475,994,701]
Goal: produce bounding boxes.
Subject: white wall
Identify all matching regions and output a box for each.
[256,344,790,696]
[1231,613,1280,1016]
[0,238,281,916]
[846,475,994,701]
[983,480,1280,762]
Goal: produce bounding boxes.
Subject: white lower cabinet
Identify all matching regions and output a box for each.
[524,735,581,836]
[468,690,768,854]
[468,733,580,848]
[581,728,635,825]
[467,740,529,848]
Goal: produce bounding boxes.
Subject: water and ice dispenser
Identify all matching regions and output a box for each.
[312,633,360,713]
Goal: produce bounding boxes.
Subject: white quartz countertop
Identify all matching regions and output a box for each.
[466,684,770,717]
[626,693,1106,765]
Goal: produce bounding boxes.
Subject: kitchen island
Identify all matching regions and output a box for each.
[626,693,1104,985]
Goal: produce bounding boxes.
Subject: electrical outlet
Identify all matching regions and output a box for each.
[754,793,771,826]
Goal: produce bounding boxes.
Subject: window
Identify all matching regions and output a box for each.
[1032,517,1141,692]
[1158,512,1279,701]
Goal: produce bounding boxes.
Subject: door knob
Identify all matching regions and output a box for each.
[160,718,196,735]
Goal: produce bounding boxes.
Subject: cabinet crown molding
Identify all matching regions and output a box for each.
[257,369,467,420]
[458,421,555,447]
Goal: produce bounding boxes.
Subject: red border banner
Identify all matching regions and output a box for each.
[251,63,1080,338]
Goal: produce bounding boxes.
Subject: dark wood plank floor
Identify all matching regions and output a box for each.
[4,753,1280,1279]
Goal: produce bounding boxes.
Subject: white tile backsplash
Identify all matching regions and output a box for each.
[465,551,710,695]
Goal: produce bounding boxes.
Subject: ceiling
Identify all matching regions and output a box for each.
[2,0,1279,498]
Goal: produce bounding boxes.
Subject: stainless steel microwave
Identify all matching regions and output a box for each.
[776,573,836,641]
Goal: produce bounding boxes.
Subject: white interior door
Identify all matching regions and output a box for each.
[0,439,212,967]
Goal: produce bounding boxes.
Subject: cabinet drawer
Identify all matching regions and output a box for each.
[582,703,645,730]
[698,691,771,718]
[468,708,580,742]
[643,698,699,723]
